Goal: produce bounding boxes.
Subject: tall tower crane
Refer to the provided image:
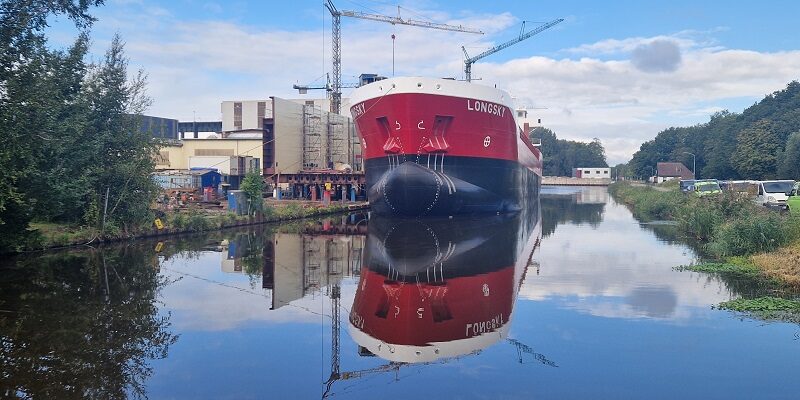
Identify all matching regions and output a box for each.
[302,1,484,114]
[462,18,564,82]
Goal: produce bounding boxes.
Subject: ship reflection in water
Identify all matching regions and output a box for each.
[254,207,549,395]
[349,207,545,366]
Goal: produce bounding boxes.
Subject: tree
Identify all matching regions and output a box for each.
[731,119,782,180]
[0,0,103,252]
[80,34,159,233]
[240,171,265,216]
[529,127,608,176]
[613,163,630,180]
[627,81,800,181]
[778,131,800,179]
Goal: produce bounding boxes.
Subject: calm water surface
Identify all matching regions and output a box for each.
[2,186,799,399]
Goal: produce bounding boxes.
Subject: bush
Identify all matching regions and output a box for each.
[185,213,212,232]
[677,200,722,240]
[171,213,187,229]
[609,182,682,220]
[708,212,791,257]
[675,193,754,240]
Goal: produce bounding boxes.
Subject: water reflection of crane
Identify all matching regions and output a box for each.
[321,292,556,398]
[321,312,556,398]
[508,338,557,367]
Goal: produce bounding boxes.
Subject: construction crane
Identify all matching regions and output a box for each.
[301,1,484,114]
[462,18,564,82]
[292,73,359,95]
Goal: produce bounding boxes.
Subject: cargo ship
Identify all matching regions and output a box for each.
[348,208,541,363]
[349,77,542,217]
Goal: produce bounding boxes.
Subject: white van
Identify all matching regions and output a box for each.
[756,180,796,206]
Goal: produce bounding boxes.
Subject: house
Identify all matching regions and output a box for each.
[572,167,611,179]
[655,162,694,183]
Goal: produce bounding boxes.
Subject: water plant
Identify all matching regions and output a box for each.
[718,296,800,323]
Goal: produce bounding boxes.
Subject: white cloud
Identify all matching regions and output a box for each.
[79,3,800,163]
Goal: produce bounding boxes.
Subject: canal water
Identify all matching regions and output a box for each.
[2,186,799,399]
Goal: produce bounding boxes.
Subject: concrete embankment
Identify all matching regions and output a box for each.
[542,177,611,186]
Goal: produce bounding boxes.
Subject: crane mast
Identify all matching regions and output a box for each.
[463,18,563,82]
[316,0,483,114]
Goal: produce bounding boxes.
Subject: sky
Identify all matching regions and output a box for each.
[48,0,800,164]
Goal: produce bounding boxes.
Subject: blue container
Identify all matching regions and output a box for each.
[227,190,247,215]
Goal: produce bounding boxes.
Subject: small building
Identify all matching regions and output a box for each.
[572,167,611,179]
[655,162,694,183]
[152,169,221,190]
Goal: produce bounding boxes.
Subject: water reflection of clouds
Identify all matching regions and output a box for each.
[159,253,358,331]
[520,197,734,321]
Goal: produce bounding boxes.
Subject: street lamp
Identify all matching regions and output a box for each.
[683,152,696,179]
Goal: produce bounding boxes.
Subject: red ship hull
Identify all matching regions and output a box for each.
[350,77,542,217]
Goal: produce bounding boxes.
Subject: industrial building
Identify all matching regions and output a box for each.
[265,97,363,193]
[178,121,222,139]
[157,92,366,200]
[135,114,180,140]
[220,98,352,132]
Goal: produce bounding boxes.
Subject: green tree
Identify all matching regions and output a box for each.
[627,81,800,181]
[0,0,103,252]
[81,34,159,233]
[240,171,265,216]
[529,127,608,176]
[778,131,800,179]
[612,163,630,180]
[731,120,782,180]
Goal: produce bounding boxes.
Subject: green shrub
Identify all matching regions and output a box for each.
[185,213,212,232]
[223,212,239,226]
[677,201,722,240]
[171,213,187,229]
[611,183,682,220]
[708,212,791,257]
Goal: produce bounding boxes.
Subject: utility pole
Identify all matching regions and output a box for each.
[683,151,696,179]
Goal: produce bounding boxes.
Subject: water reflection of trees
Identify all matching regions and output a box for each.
[0,245,177,399]
[541,194,605,237]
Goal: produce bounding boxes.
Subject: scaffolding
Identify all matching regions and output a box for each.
[302,104,324,170]
[326,114,351,169]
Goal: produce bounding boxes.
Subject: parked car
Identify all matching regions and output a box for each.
[787,183,800,215]
[679,179,695,193]
[756,180,795,207]
[693,179,721,197]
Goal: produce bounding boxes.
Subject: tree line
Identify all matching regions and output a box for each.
[625,80,800,180]
[0,0,159,252]
[528,127,608,176]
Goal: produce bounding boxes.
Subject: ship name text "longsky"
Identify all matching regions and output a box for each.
[467,99,506,117]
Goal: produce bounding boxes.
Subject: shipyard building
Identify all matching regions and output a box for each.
[154,96,364,199]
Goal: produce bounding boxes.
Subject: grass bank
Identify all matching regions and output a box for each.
[22,201,365,252]
[610,181,800,287]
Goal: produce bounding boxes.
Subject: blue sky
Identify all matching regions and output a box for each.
[50,0,800,163]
